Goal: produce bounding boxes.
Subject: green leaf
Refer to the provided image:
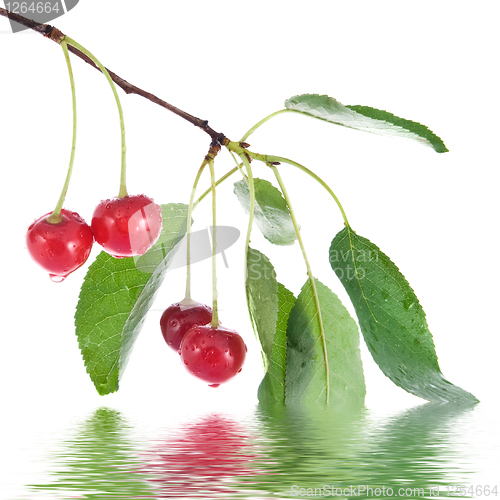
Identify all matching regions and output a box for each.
[285,94,448,153]
[234,178,297,245]
[246,248,295,405]
[329,225,478,403]
[75,203,189,395]
[258,283,295,404]
[285,278,366,406]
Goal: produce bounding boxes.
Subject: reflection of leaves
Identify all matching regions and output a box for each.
[28,402,478,500]
[238,402,477,499]
[366,402,477,492]
[30,408,154,499]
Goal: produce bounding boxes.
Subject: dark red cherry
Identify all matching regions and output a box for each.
[180,325,247,386]
[26,209,94,282]
[160,301,213,351]
[91,194,162,258]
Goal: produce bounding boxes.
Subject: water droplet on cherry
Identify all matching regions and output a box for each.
[49,274,66,283]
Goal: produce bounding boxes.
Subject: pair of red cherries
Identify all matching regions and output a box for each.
[26,194,246,386]
[160,302,247,387]
[26,194,163,281]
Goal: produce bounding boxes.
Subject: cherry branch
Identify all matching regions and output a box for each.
[0,7,227,145]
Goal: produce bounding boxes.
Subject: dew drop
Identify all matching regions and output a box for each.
[209,384,220,388]
[184,360,188,365]
[403,298,415,311]
[238,368,242,373]
[106,204,111,209]
[49,274,66,283]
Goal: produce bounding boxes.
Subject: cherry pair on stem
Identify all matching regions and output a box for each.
[26,195,163,281]
[25,37,162,280]
[160,300,247,388]
[159,155,247,388]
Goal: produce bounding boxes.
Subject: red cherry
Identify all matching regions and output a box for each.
[26,209,94,282]
[180,325,247,386]
[160,301,213,351]
[91,194,162,258]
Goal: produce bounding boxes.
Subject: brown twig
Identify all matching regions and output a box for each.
[0,7,228,145]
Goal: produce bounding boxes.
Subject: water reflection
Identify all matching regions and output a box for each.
[31,407,154,499]
[249,401,477,498]
[29,402,478,499]
[140,414,258,498]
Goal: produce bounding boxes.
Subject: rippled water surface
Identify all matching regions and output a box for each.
[4,402,499,499]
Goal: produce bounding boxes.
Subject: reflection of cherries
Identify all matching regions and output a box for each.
[180,325,247,387]
[26,209,94,282]
[140,414,257,497]
[91,194,162,258]
[160,301,212,351]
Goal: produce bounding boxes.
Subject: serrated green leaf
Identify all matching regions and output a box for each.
[329,225,477,403]
[234,178,296,246]
[258,283,296,405]
[285,278,366,406]
[246,248,295,405]
[285,94,448,153]
[75,203,189,395]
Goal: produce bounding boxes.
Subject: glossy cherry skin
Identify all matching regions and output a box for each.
[180,325,247,387]
[160,301,213,351]
[26,209,94,281]
[91,194,162,258]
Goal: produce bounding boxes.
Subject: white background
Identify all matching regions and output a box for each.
[1,0,499,495]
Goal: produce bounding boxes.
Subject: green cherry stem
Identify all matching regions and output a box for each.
[239,109,294,142]
[270,165,331,404]
[193,165,239,210]
[248,151,350,226]
[185,160,208,302]
[64,36,128,198]
[238,153,256,282]
[208,159,219,328]
[47,38,77,224]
